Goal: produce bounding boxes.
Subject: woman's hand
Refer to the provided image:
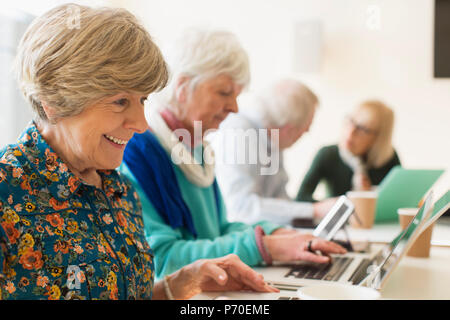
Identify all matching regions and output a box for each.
[271,227,298,235]
[360,174,372,190]
[159,254,279,300]
[263,233,347,264]
[354,172,372,191]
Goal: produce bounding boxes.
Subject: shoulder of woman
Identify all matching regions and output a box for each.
[316,144,339,160]
[392,149,401,163]
[376,148,401,169]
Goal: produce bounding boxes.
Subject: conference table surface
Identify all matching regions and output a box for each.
[192,221,450,300]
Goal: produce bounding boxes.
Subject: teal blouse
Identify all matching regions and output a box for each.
[119,138,281,280]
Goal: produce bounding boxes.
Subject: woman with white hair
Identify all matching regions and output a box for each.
[213,78,336,227]
[121,30,346,280]
[0,4,279,300]
[296,100,401,202]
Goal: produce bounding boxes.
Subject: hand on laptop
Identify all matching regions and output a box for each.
[158,254,279,300]
[263,232,347,264]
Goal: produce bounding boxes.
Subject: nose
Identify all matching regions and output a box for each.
[228,97,239,114]
[226,90,240,114]
[124,101,148,134]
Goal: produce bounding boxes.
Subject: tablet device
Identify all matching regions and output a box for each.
[313,195,354,241]
[375,166,444,222]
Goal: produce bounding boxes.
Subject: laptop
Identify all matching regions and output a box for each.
[313,195,354,241]
[291,167,444,228]
[374,166,444,222]
[193,192,437,300]
[426,190,450,228]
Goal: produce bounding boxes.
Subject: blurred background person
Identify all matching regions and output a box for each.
[121,30,346,280]
[296,100,400,202]
[213,79,336,226]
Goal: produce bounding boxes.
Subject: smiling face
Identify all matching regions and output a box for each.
[46,92,149,172]
[178,74,243,135]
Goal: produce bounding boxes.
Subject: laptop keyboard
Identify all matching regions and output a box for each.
[348,258,373,284]
[284,257,355,281]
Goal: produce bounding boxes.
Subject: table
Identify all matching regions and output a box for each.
[343,222,450,247]
[192,222,450,300]
[346,222,450,299]
[381,246,450,299]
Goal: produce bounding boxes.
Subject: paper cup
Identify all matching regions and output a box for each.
[297,283,381,300]
[397,208,434,258]
[347,191,378,229]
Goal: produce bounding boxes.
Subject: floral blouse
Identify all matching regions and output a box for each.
[0,122,154,300]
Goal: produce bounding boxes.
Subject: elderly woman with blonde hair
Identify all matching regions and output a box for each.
[0,4,278,300]
[296,100,401,202]
[121,29,346,281]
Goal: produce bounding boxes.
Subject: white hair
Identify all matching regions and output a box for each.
[152,28,250,116]
[15,4,168,122]
[254,78,319,128]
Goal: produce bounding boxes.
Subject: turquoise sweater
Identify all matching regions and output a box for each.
[119,153,281,280]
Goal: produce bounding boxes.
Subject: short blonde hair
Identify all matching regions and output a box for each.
[255,78,318,128]
[356,100,395,168]
[15,3,168,121]
[155,28,250,116]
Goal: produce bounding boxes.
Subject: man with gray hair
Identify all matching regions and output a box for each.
[212,78,335,226]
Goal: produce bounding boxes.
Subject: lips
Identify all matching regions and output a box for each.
[104,134,128,146]
[215,113,229,122]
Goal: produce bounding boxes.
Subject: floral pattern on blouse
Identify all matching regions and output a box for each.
[0,122,154,300]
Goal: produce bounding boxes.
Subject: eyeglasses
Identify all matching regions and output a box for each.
[346,117,378,136]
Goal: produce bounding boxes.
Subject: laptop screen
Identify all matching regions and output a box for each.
[431,190,450,220]
[368,193,433,288]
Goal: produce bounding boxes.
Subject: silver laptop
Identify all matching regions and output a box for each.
[193,191,438,300]
[430,190,450,227]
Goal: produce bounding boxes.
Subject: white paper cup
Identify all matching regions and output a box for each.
[397,208,419,217]
[346,191,378,198]
[297,283,381,300]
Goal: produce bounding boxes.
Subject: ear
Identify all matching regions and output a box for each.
[175,76,191,104]
[40,99,58,123]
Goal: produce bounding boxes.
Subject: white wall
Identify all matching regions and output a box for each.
[0,9,34,147]
[119,0,449,197]
[0,0,115,146]
[3,0,448,196]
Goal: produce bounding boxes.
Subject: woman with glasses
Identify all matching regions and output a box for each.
[296,100,401,202]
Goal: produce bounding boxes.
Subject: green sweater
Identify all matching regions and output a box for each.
[296,145,401,202]
[119,157,281,280]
